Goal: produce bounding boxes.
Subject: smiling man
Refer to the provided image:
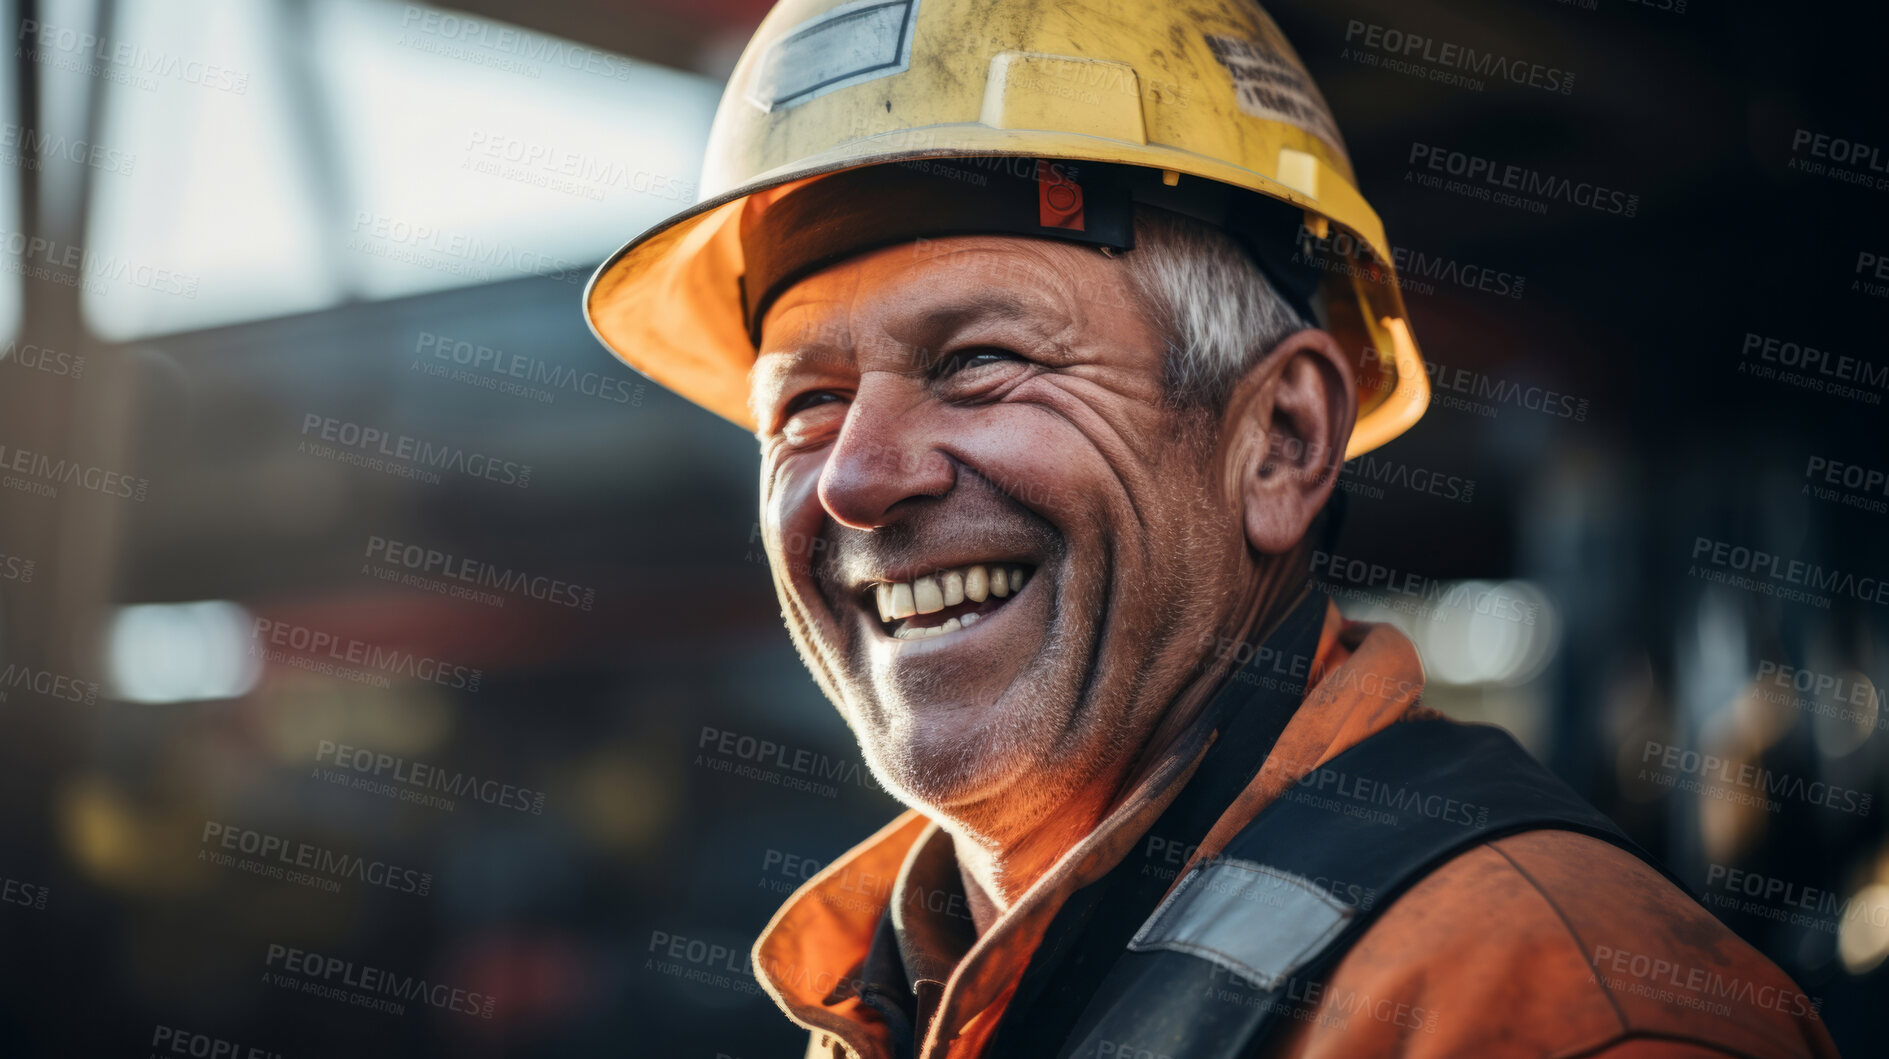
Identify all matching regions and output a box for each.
[747,202,1344,890]
[585,1,1838,1057]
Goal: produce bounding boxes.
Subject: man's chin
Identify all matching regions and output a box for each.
[854,698,1076,821]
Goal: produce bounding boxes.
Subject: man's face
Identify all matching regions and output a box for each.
[750,236,1257,824]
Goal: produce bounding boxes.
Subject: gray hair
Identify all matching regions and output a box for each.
[1119,208,1315,410]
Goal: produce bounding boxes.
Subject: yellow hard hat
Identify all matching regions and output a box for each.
[584,0,1428,458]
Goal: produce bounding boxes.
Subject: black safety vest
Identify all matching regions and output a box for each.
[971,593,1678,1058]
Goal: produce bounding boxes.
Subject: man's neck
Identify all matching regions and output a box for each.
[944,554,1313,935]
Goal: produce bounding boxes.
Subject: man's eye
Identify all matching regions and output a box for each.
[782,390,845,417]
[933,347,1024,377]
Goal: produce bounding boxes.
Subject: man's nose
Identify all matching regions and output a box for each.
[817,375,955,530]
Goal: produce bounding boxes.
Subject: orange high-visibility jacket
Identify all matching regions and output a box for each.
[753,603,1841,1059]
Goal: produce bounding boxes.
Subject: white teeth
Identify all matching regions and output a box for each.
[891,615,966,640]
[964,566,989,602]
[889,582,916,620]
[913,575,945,614]
[873,562,1034,638]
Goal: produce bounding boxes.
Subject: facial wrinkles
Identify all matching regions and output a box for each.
[831,471,1058,641]
[1019,381,1161,698]
[821,444,1083,807]
[760,448,862,718]
[947,326,1168,766]
[756,238,1232,830]
[1062,402,1228,770]
[1063,535,1116,739]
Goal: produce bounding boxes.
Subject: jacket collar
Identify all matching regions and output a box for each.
[752,599,1426,1058]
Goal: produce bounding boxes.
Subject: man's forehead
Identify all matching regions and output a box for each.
[756,238,1086,358]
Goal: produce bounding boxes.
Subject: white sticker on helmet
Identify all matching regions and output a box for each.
[747,0,920,113]
[1204,32,1348,164]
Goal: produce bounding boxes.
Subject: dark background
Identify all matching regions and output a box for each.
[0,0,1885,1055]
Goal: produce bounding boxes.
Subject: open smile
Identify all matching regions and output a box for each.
[862,562,1036,640]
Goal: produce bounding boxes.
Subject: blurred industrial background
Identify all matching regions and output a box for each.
[0,0,1884,1054]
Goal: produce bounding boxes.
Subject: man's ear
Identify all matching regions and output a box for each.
[1221,328,1358,555]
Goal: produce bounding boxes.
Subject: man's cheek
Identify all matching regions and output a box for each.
[767,458,838,595]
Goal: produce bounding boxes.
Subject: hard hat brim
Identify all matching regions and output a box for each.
[585,135,1427,458]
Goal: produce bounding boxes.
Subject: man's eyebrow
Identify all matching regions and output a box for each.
[748,345,857,425]
[752,289,1066,401]
[753,345,856,377]
[911,293,1037,337]
[892,291,1070,365]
